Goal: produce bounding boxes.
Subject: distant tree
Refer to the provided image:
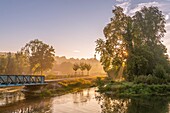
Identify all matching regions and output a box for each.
[5,52,17,74]
[21,39,55,75]
[0,55,7,74]
[58,62,73,74]
[15,52,30,74]
[85,63,92,75]
[73,63,79,75]
[80,62,86,75]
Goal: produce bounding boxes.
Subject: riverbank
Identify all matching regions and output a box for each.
[38,76,105,97]
[97,79,170,97]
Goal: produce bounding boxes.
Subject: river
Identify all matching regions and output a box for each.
[0,87,170,113]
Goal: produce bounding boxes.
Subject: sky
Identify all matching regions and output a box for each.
[0,0,170,59]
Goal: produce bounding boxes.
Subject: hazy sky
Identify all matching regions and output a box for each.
[0,0,170,59]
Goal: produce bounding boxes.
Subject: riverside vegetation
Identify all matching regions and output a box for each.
[39,77,104,97]
[95,6,170,96]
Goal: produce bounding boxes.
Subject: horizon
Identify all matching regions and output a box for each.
[0,0,170,59]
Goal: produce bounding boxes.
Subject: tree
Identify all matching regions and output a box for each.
[15,52,30,74]
[85,63,92,75]
[0,55,7,74]
[95,6,169,80]
[79,62,86,75]
[95,6,129,77]
[5,52,17,74]
[73,63,79,75]
[128,6,167,76]
[21,39,55,75]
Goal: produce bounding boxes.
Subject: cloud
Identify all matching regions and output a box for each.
[165,14,169,20]
[128,2,160,15]
[73,50,80,53]
[116,0,125,2]
[116,1,131,14]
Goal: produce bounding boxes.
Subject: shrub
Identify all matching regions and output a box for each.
[153,65,166,79]
[124,74,134,82]
[165,74,170,82]
[95,77,107,87]
[134,74,167,85]
[134,75,147,84]
[146,74,158,85]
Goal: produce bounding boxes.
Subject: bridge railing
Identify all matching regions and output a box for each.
[0,75,45,86]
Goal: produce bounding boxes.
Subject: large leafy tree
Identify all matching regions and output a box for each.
[21,39,55,75]
[95,6,129,77]
[126,6,169,78]
[96,6,169,80]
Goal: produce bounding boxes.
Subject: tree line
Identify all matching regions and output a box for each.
[0,39,55,75]
[73,63,92,75]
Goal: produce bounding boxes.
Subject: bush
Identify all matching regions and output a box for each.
[134,75,147,84]
[165,75,170,82]
[95,77,108,87]
[134,74,167,85]
[124,74,134,82]
[153,65,166,79]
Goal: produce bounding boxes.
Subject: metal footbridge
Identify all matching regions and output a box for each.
[0,75,47,87]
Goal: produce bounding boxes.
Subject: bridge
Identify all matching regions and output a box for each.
[0,75,47,87]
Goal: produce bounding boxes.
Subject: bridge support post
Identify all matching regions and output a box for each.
[22,84,47,97]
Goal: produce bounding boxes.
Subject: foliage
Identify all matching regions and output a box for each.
[5,53,17,74]
[95,6,169,80]
[15,52,30,74]
[73,63,79,75]
[0,52,30,75]
[21,39,55,75]
[98,81,170,96]
[84,63,92,75]
[72,63,92,75]
[153,64,166,79]
[134,75,167,85]
[79,62,86,75]
[95,7,128,73]
[0,55,7,74]
[47,56,105,75]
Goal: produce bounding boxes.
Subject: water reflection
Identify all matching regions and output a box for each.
[51,88,101,113]
[96,95,130,113]
[0,98,52,113]
[0,87,170,113]
[96,94,170,113]
[0,92,24,106]
[127,97,169,113]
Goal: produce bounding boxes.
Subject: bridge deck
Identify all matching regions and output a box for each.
[0,75,47,87]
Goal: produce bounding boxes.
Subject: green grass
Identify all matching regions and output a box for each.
[97,81,170,97]
[40,78,97,97]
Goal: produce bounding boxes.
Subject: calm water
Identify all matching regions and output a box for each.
[0,87,170,113]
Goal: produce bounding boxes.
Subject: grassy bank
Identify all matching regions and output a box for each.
[39,77,103,97]
[96,78,170,97]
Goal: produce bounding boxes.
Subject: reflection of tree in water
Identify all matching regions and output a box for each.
[96,94,130,113]
[73,88,91,104]
[96,94,170,113]
[127,97,169,113]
